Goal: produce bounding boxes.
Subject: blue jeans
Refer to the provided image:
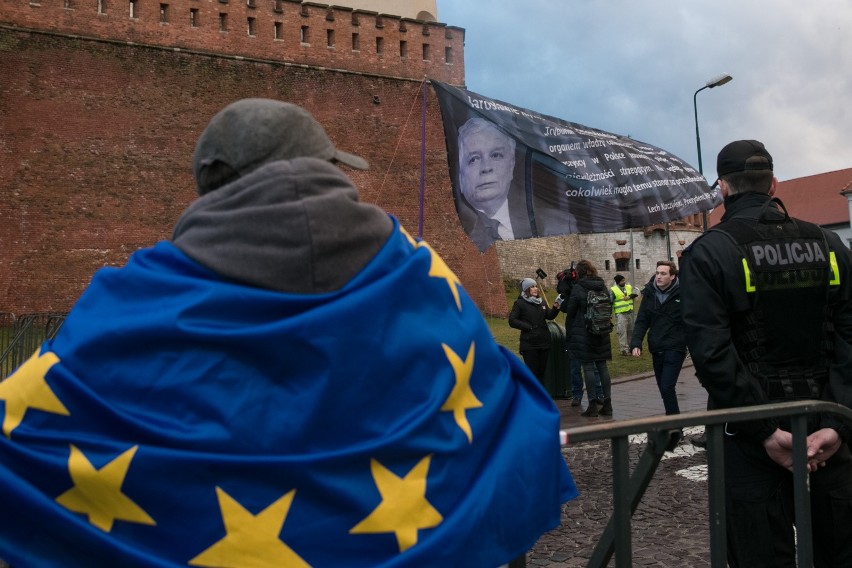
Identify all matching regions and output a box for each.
[570,357,603,401]
[651,350,686,415]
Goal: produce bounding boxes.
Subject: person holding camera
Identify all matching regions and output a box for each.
[509,278,560,386]
[557,266,603,407]
[562,260,614,418]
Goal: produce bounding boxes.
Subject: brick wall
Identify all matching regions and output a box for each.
[0,28,505,315]
[0,0,463,85]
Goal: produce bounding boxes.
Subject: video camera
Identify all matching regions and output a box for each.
[556,262,578,297]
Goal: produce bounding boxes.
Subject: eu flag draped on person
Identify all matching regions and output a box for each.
[0,98,577,567]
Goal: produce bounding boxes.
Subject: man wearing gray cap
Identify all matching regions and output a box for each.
[680,140,852,566]
[0,98,576,566]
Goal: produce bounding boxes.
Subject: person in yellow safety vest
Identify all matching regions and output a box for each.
[610,274,637,356]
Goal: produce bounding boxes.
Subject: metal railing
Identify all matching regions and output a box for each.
[561,400,852,568]
[0,312,67,379]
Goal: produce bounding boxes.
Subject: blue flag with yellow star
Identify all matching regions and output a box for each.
[0,219,577,567]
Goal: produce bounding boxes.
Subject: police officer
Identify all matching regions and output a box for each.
[680,140,852,567]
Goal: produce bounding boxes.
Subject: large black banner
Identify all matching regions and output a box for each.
[432,81,721,252]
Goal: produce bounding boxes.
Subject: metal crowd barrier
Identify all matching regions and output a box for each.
[561,400,852,568]
[0,312,67,379]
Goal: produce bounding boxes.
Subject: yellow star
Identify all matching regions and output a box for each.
[350,456,443,552]
[399,224,419,248]
[419,242,463,311]
[190,487,310,568]
[55,445,155,532]
[0,348,68,437]
[441,343,483,443]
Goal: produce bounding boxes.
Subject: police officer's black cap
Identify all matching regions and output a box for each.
[716,140,773,180]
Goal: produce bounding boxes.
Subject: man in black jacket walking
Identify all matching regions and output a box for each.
[630,260,686,418]
[680,139,852,566]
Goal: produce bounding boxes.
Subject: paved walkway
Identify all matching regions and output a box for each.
[530,360,713,567]
[555,357,709,429]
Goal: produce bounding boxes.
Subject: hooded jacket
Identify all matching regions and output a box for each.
[563,276,613,362]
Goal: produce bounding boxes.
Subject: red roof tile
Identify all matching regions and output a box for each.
[708,168,852,227]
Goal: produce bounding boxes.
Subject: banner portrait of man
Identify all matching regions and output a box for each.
[456,117,531,250]
[432,81,721,251]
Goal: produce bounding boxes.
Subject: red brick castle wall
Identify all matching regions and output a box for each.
[0,1,507,316]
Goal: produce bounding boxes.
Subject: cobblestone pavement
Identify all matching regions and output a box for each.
[530,362,713,567]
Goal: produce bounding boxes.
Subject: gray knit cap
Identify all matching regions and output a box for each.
[192,98,369,194]
[521,278,537,293]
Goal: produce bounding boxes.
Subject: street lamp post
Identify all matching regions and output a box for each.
[694,73,733,231]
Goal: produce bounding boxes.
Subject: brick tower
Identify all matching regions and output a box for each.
[0,0,509,316]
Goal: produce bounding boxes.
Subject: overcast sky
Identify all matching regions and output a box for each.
[436,1,852,183]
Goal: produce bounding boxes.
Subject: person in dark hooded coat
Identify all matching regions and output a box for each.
[563,259,613,417]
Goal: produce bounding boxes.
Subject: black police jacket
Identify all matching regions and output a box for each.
[680,191,852,442]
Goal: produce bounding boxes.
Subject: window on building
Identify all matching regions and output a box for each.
[351,32,359,51]
[326,29,334,48]
[128,0,136,18]
[615,258,629,272]
[64,0,73,8]
[375,15,383,28]
[635,259,641,270]
[604,260,611,271]
[247,16,255,36]
[399,40,407,58]
[445,46,453,63]
[273,0,282,13]
[189,7,199,26]
[219,12,228,31]
[159,3,169,23]
[422,43,431,61]
[246,0,254,7]
[97,0,105,14]
[351,12,358,26]
[375,36,384,55]
[300,25,309,44]
[274,21,282,39]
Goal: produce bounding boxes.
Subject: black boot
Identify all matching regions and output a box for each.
[599,398,613,416]
[581,400,599,417]
[665,429,683,452]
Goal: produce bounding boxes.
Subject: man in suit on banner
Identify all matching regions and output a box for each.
[456,117,533,251]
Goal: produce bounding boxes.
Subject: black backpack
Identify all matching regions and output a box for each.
[585,288,613,336]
